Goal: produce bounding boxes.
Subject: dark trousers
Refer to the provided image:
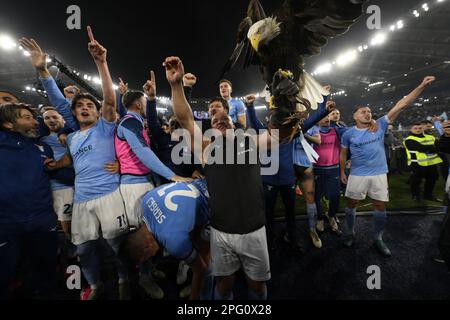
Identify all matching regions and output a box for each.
[263,183,296,244]
[314,167,341,220]
[410,164,439,198]
[0,215,58,300]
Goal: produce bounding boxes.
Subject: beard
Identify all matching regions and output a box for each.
[22,128,39,138]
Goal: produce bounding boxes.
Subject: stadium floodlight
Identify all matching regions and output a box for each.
[397,20,404,29]
[370,33,387,46]
[422,3,429,11]
[314,62,332,74]
[112,84,118,90]
[46,57,52,63]
[25,86,31,91]
[93,77,101,84]
[23,50,30,56]
[413,10,420,17]
[368,81,384,87]
[389,25,396,31]
[0,34,16,50]
[336,50,357,67]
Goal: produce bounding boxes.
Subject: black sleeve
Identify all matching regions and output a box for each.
[48,168,75,185]
[436,136,450,154]
[58,125,75,137]
[405,139,438,153]
[38,116,50,138]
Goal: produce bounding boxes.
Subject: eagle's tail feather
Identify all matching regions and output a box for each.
[297,72,330,110]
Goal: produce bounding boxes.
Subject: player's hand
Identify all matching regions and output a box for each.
[118,77,129,95]
[58,134,68,147]
[183,73,197,87]
[191,170,204,179]
[170,175,193,183]
[340,172,348,185]
[64,85,80,100]
[44,158,57,170]
[19,37,48,71]
[87,26,107,64]
[163,56,184,85]
[420,76,435,88]
[143,71,156,100]
[104,160,120,174]
[323,85,331,93]
[245,94,256,106]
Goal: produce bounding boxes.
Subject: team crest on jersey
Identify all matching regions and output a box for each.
[35,144,45,153]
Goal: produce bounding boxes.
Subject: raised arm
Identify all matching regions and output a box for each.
[302,96,331,133]
[245,94,266,131]
[19,37,78,130]
[87,26,116,122]
[164,57,203,157]
[143,71,166,143]
[117,77,129,119]
[387,76,435,122]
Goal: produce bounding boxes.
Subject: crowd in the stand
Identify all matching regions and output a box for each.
[1,27,450,301]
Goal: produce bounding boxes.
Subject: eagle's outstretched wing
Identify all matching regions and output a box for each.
[280,0,365,56]
[217,0,266,82]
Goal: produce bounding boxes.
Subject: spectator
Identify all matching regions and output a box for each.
[403,122,443,201]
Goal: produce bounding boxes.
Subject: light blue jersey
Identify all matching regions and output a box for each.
[228,98,246,124]
[341,115,390,176]
[67,118,120,203]
[293,127,318,168]
[142,179,209,261]
[41,133,73,191]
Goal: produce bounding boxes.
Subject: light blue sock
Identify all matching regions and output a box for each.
[345,207,356,235]
[248,284,267,300]
[373,210,387,241]
[307,203,317,231]
[214,286,233,300]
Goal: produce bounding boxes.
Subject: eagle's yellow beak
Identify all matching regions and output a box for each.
[250,33,262,52]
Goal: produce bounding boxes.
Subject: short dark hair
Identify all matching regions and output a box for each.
[0,90,20,102]
[208,97,230,114]
[420,120,432,125]
[411,122,423,127]
[119,226,160,267]
[122,91,145,109]
[219,79,232,88]
[71,93,101,111]
[40,106,56,114]
[352,105,370,114]
[0,103,35,130]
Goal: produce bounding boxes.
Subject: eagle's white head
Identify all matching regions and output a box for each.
[247,17,281,52]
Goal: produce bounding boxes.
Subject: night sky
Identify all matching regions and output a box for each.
[0,0,421,97]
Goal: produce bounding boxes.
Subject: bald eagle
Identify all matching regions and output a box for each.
[219,0,365,138]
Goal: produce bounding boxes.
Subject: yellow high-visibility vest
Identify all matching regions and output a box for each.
[403,134,443,167]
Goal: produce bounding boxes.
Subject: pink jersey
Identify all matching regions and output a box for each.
[314,128,340,167]
[115,114,152,176]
